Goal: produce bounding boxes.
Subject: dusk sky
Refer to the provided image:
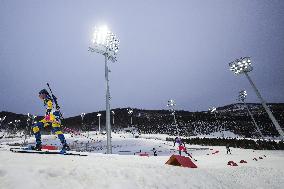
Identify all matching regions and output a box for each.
[1,0,284,117]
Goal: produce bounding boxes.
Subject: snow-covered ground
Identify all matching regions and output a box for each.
[0,132,283,189]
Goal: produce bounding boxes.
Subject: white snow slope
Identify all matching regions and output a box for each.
[0,133,283,189]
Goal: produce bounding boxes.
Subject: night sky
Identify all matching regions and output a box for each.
[1,0,284,117]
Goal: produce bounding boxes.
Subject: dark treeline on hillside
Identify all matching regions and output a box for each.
[166,137,284,150]
[1,103,284,138]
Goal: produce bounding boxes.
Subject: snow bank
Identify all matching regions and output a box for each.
[0,133,284,189]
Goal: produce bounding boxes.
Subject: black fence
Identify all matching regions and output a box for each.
[166,137,284,150]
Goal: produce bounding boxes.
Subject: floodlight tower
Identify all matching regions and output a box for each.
[32,115,37,127]
[208,107,217,118]
[111,111,115,125]
[81,113,85,127]
[24,114,31,144]
[14,120,20,135]
[27,113,30,126]
[89,25,119,154]
[167,99,179,136]
[208,107,221,135]
[229,57,284,139]
[238,90,264,139]
[0,116,6,130]
[128,108,133,125]
[81,113,86,135]
[97,113,102,133]
[8,122,13,136]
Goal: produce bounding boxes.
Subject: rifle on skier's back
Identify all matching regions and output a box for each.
[46,83,64,119]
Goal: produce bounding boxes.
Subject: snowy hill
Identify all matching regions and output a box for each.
[0,133,284,189]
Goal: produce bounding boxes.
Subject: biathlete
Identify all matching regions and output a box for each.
[32,89,70,152]
[174,137,197,161]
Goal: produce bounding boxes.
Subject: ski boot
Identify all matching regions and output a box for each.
[31,143,42,151]
[60,143,70,154]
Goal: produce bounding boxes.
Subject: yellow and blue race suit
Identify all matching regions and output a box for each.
[32,97,67,146]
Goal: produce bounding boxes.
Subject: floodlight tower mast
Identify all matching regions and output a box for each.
[24,114,31,144]
[97,113,102,133]
[229,57,284,139]
[0,116,6,130]
[167,99,179,136]
[209,107,221,136]
[208,107,217,118]
[111,111,115,125]
[89,25,119,154]
[128,108,133,125]
[81,113,86,136]
[238,90,264,139]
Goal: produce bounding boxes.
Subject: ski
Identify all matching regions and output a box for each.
[10,148,88,156]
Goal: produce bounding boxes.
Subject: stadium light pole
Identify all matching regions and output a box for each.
[238,90,264,139]
[89,25,119,154]
[24,114,31,144]
[0,116,6,137]
[27,113,30,127]
[208,107,217,118]
[81,113,86,136]
[31,115,36,133]
[167,99,179,136]
[97,113,102,133]
[229,57,284,139]
[0,116,6,130]
[8,122,13,136]
[127,108,133,126]
[111,111,115,125]
[26,114,36,136]
[209,107,222,136]
[14,120,20,136]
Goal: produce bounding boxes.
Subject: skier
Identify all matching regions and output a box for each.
[175,137,197,161]
[174,137,184,155]
[152,148,157,156]
[226,144,231,154]
[173,137,182,147]
[32,89,70,152]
